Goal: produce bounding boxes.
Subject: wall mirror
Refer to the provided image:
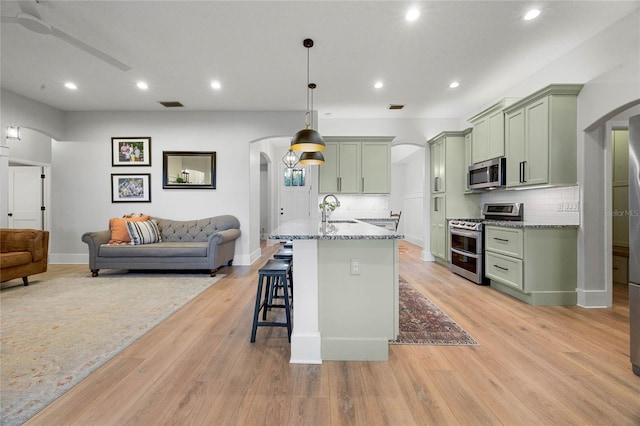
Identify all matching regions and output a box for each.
[163,151,216,189]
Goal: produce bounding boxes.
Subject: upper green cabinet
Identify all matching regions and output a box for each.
[361,141,391,193]
[430,136,446,193]
[469,98,519,164]
[504,84,583,188]
[463,128,473,193]
[319,137,392,194]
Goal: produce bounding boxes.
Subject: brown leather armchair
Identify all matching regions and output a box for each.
[1,229,49,286]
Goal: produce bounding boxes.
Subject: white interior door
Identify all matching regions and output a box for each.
[8,166,43,229]
[279,163,311,226]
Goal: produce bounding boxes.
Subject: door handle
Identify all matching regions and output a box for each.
[519,161,524,183]
[8,213,13,217]
[494,265,509,271]
[362,177,365,192]
[493,237,509,242]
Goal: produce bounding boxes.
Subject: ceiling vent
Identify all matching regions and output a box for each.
[159,101,184,108]
[388,104,404,110]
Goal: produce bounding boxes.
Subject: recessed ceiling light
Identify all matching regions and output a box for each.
[523,9,541,21]
[449,81,460,89]
[374,81,384,89]
[210,81,222,90]
[64,82,77,90]
[406,7,420,21]
[136,81,149,90]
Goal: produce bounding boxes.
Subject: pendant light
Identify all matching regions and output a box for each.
[290,38,325,153]
[299,151,325,165]
[282,148,299,168]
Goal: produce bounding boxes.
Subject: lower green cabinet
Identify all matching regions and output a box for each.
[485,225,577,305]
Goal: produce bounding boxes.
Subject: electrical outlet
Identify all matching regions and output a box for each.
[350,259,360,275]
[557,202,564,212]
[563,201,579,212]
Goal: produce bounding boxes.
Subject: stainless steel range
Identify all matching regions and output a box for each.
[449,219,485,284]
[449,203,524,285]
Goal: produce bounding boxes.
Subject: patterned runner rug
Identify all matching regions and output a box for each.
[391,276,478,345]
[0,271,221,426]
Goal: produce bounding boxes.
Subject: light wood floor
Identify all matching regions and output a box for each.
[19,241,640,425]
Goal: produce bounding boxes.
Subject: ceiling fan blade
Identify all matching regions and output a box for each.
[50,26,131,72]
[17,0,41,19]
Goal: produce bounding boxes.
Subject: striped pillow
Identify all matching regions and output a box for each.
[125,220,161,245]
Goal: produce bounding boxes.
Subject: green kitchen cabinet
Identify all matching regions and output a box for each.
[485,225,578,305]
[428,131,480,263]
[319,137,392,194]
[468,98,519,164]
[430,135,446,193]
[430,194,447,260]
[361,141,391,194]
[463,127,473,193]
[504,84,583,188]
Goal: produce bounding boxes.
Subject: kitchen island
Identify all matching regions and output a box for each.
[269,219,403,363]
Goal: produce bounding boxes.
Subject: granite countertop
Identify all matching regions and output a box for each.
[356,217,398,222]
[269,219,404,240]
[483,220,579,229]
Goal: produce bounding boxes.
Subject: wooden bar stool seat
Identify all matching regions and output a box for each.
[250,259,292,342]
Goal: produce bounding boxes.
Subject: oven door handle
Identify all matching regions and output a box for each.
[451,247,480,259]
[450,228,480,239]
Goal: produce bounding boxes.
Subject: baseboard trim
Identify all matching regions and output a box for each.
[576,288,612,308]
[49,253,87,264]
[422,250,435,262]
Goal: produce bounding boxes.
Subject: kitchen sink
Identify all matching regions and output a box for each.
[328,219,358,224]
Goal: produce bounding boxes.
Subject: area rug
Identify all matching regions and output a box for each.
[391,276,478,346]
[0,271,221,426]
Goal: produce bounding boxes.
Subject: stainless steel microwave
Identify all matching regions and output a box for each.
[468,157,506,190]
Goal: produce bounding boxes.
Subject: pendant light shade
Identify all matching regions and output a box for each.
[291,128,325,152]
[291,39,325,153]
[299,151,325,165]
[282,148,299,168]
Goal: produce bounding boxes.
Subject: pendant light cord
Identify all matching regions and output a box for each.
[305,46,311,129]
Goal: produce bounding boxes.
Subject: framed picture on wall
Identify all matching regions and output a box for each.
[112,137,151,166]
[162,151,216,189]
[111,173,151,203]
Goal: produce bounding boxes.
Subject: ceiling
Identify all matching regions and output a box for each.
[1,1,638,120]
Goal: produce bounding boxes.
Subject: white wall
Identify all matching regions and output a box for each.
[480,186,580,225]
[394,147,425,246]
[318,117,461,145]
[53,111,303,264]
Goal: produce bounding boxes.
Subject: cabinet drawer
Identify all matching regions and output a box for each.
[485,227,523,258]
[485,251,523,290]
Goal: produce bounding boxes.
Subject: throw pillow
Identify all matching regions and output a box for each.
[109,215,150,244]
[126,220,161,245]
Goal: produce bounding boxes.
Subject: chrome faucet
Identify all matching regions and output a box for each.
[321,194,340,223]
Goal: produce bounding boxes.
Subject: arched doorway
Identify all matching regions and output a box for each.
[580,100,640,307]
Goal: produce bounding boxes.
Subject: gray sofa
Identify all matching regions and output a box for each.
[82,215,240,277]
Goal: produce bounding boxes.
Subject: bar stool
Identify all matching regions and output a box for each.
[272,248,294,304]
[284,241,293,249]
[250,259,292,342]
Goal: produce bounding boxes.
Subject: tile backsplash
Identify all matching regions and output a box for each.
[480,186,580,225]
[318,195,390,219]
